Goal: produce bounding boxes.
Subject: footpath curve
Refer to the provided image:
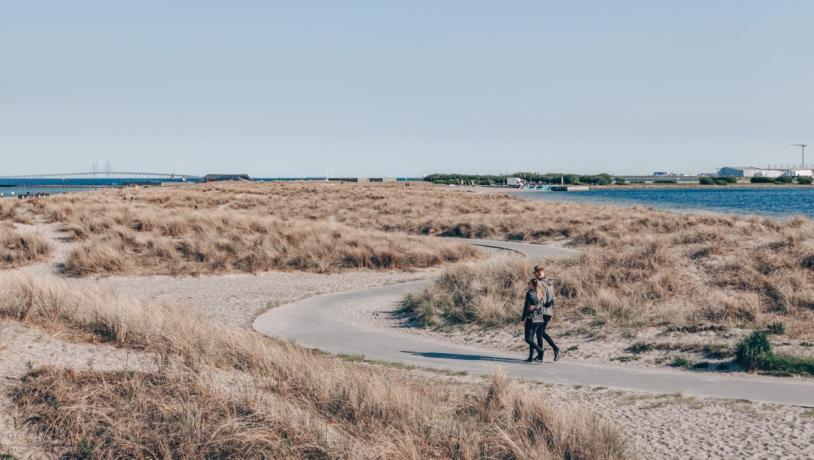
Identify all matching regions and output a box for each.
[254,238,814,407]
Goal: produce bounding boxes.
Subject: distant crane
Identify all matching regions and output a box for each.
[793,144,807,169]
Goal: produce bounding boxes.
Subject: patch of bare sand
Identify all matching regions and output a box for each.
[85,269,435,328]
[535,382,814,459]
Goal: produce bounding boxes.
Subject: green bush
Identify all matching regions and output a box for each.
[775,176,793,184]
[735,331,773,371]
[669,357,690,368]
[614,177,627,185]
[766,322,785,335]
[768,354,814,376]
[797,176,812,185]
[654,179,677,184]
[698,177,714,185]
[750,176,773,184]
[713,179,730,186]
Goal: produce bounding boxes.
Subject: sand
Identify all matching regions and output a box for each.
[2,218,814,458]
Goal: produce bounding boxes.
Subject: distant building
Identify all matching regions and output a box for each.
[783,169,814,177]
[506,177,523,186]
[717,167,784,178]
[204,174,251,182]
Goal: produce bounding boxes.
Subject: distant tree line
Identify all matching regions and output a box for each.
[424,173,619,186]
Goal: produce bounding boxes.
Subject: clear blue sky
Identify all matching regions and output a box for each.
[2,1,812,177]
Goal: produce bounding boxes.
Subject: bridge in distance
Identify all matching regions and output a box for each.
[0,171,201,187]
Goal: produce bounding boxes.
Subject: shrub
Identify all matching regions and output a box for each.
[614,177,627,185]
[774,176,794,184]
[698,177,715,185]
[735,331,773,371]
[713,179,730,186]
[750,176,774,184]
[797,176,813,185]
[669,357,690,368]
[766,322,785,335]
[0,227,52,268]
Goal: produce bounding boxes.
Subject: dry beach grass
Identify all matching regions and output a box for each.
[1,276,628,459]
[0,224,51,269]
[19,181,814,333]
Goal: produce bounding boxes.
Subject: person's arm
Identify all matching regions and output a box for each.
[546,281,556,308]
[522,292,531,321]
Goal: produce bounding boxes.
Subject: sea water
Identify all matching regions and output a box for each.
[516,187,814,218]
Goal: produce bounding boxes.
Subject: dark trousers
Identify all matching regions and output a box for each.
[524,316,558,358]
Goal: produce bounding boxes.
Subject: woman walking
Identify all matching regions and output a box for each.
[522,278,546,362]
[533,265,560,362]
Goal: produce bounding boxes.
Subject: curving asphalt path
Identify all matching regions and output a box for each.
[254,238,814,407]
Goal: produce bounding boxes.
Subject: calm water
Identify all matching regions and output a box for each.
[516,187,814,218]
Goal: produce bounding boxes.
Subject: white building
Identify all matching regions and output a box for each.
[506,177,523,186]
[783,169,814,177]
[717,167,784,178]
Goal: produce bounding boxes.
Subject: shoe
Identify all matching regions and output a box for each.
[523,357,534,363]
[534,353,544,362]
[553,348,561,362]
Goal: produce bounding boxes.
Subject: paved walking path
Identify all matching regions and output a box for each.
[254,239,814,407]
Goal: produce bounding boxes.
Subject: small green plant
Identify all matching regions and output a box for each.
[774,176,794,184]
[626,342,653,354]
[750,176,773,184]
[735,331,773,371]
[766,322,785,335]
[698,177,715,185]
[797,176,813,185]
[669,357,690,368]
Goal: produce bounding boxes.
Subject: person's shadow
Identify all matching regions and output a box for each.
[402,351,523,364]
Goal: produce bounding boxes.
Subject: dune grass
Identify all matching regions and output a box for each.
[19,182,814,334]
[55,208,478,276]
[402,223,814,335]
[2,276,630,459]
[0,225,51,269]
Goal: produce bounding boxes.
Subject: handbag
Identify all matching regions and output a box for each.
[530,306,545,323]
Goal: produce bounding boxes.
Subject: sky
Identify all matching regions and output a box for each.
[2,1,813,177]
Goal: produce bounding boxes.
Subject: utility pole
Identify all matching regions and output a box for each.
[793,144,807,169]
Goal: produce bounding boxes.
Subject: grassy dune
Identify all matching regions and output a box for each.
[0,224,51,269]
[404,215,814,336]
[59,209,478,276]
[2,276,628,459]
[20,190,479,275]
[18,182,814,333]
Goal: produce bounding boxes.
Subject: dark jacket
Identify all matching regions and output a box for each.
[522,289,541,322]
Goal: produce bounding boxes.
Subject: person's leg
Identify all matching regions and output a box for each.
[540,315,560,360]
[533,324,545,361]
[524,321,543,361]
